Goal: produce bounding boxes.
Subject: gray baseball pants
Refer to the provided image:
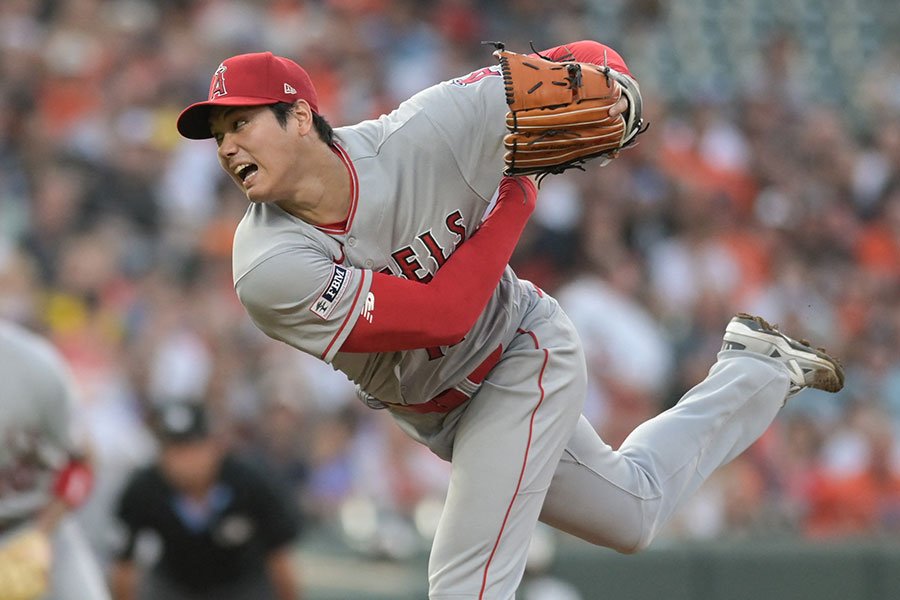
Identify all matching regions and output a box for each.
[427,291,789,599]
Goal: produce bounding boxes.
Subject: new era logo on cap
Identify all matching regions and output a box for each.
[284,83,297,94]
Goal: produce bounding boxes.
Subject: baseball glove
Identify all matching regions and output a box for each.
[493,43,647,178]
[0,529,51,600]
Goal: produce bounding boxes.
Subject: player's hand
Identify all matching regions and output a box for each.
[608,95,629,119]
[597,95,631,161]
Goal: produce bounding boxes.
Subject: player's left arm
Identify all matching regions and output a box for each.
[418,39,635,199]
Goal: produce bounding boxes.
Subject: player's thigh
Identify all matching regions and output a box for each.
[429,313,586,596]
[449,300,588,510]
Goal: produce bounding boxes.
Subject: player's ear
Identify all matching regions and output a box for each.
[289,100,314,136]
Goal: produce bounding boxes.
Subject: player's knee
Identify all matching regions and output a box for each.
[617,535,653,555]
[580,523,653,555]
[598,530,651,555]
[627,517,664,554]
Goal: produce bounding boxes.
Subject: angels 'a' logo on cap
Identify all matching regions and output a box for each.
[210,64,227,99]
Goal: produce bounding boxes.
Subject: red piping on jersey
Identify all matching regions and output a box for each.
[315,142,359,235]
[479,328,548,599]
[322,269,369,359]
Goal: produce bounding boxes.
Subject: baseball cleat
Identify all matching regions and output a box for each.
[721,313,844,396]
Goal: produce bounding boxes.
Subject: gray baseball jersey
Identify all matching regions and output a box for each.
[234,65,525,455]
[231,59,794,599]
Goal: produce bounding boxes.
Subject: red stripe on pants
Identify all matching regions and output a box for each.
[479,329,548,599]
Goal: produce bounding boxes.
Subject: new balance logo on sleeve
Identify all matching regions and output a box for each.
[361,292,375,323]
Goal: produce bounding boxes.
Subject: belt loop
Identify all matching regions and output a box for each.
[466,344,503,385]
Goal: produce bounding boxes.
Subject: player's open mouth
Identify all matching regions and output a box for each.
[234,163,259,184]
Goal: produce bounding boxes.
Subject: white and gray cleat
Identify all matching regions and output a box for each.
[721,313,844,396]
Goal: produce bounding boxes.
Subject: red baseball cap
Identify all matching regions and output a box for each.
[176,51,319,140]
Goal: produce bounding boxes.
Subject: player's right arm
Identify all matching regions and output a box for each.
[341,176,535,352]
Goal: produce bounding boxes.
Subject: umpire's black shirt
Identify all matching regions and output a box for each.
[115,453,300,594]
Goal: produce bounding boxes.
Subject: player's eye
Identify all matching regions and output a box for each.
[233,118,247,131]
[214,132,224,146]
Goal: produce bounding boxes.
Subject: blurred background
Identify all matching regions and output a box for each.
[2,0,900,598]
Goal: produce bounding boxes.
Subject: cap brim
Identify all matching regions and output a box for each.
[176,96,280,140]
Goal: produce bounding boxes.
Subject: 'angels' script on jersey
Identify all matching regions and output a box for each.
[382,210,467,282]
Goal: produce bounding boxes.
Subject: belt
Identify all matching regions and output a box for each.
[388,344,503,414]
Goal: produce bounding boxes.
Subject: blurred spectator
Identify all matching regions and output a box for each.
[806,404,900,538]
[109,402,302,600]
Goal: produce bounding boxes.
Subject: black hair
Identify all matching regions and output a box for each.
[269,101,334,146]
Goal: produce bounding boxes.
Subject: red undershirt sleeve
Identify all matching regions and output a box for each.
[536,40,632,77]
[340,176,536,353]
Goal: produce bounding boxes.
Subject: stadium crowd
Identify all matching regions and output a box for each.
[2,0,900,570]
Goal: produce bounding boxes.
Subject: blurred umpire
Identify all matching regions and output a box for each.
[109,402,303,600]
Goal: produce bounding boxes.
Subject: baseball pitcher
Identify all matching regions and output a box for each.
[0,321,110,600]
[175,40,843,599]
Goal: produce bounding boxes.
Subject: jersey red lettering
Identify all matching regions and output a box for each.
[392,246,433,283]
[418,230,448,268]
[446,211,466,244]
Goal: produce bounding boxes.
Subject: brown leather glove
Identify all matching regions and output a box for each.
[495,45,647,178]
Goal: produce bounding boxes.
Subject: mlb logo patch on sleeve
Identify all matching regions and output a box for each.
[310,265,351,320]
